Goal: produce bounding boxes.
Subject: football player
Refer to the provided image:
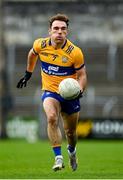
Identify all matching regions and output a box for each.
[17,14,87,171]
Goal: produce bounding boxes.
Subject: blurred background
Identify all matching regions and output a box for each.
[0,0,123,141]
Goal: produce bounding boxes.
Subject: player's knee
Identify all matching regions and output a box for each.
[47,113,58,126]
[65,129,76,138]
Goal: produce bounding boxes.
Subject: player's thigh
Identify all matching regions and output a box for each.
[61,112,79,130]
[43,97,61,119]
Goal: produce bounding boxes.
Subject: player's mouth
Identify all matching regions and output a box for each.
[56,36,63,40]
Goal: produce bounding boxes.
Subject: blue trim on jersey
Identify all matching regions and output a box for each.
[41,61,76,76]
[75,63,85,70]
[41,91,80,115]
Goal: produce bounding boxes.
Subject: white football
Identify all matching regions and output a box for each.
[58,78,81,100]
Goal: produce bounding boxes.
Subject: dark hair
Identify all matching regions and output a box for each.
[49,14,69,28]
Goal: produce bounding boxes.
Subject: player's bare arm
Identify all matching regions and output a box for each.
[27,48,38,72]
[16,48,38,88]
[76,66,87,92]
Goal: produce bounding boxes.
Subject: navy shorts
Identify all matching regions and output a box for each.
[41,91,80,115]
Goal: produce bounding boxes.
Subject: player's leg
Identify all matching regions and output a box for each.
[43,97,61,146]
[61,112,79,171]
[61,112,79,147]
[43,97,64,171]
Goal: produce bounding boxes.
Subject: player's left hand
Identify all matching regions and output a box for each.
[77,90,83,99]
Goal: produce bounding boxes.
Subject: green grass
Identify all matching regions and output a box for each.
[0,139,123,179]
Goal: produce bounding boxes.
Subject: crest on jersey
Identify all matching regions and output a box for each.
[62,56,68,63]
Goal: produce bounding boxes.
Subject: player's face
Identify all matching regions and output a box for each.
[49,20,68,45]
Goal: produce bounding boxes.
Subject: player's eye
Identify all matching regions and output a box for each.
[53,27,67,31]
[61,27,67,31]
[53,27,59,30]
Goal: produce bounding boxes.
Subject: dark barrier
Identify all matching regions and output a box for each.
[77,118,123,139]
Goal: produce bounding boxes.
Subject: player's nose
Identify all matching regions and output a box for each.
[58,28,62,33]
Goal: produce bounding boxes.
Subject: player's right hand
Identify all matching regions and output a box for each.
[16,71,32,88]
[17,77,28,88]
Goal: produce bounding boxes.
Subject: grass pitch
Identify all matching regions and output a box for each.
[0,139,123,179]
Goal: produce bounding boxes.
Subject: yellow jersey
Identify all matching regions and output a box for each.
[33,37,85,93]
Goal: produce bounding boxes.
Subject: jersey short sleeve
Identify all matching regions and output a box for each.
[73,47,85,70]
[33,38,42,55]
